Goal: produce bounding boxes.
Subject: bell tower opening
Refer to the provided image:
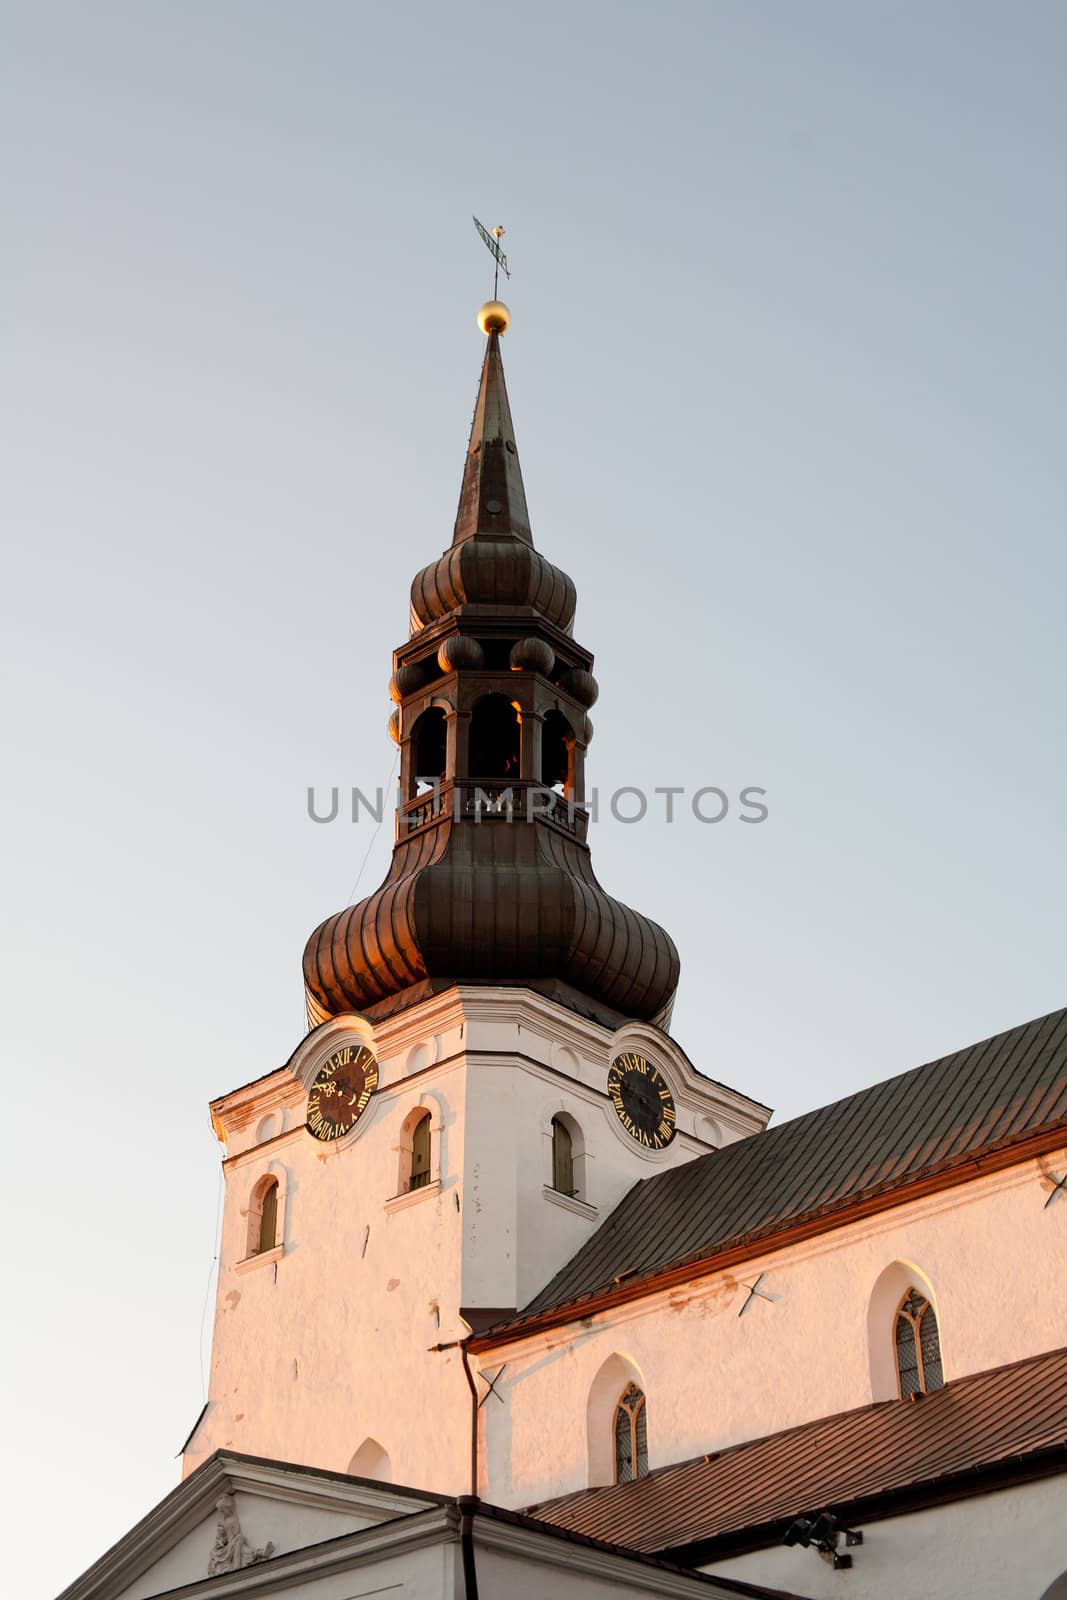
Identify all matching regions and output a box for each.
[412,706,447,792]
[303,308,680,1027]
[469,693,520,783]
[541,709,574,794]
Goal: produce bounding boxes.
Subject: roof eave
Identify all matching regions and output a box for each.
[470,1120,1067,1351]
[659,1441,1067,1568]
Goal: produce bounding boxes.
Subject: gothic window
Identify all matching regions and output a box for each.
[248,1175,279,1257]
[894,1287,944,1396]
[409,1110,432,1191]
[551,1116,574,1195]
[469,694,520,783]
[613,1382,648,1484]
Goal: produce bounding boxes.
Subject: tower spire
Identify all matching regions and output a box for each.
[453,313,531,547]
[302,300,680,1032]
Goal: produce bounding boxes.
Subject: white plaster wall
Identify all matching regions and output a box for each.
[484,1152,1067,1506]
[188,984,1065,1522]
[187,1040,474,1491]
[460,1048,703,1314]
[708,1477,1067,1600]
[188,988,758,1496]
[457,993,761,1312]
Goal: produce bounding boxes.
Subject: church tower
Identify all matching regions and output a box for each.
[186,302,768,1495]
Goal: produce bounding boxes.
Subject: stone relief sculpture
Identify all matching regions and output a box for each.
[207,1492,275,1575]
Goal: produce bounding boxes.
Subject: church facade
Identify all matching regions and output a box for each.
[61,303,1067,1600]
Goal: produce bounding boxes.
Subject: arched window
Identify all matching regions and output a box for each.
[551,1116,574,1195]
[258,1180,278,1253]
[247,1175,279,1257]
[895,1286,944,1396]
[409,1110,432,1191]
[613,1382,648,1484]
[412,707,447,791]
[469,694,520,782]
[541,710,574,793]
[587,1354,644,1486]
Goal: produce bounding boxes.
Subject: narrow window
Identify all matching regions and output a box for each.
[255,1178,278,1255]
[613,1382,648,1484]
[409,1110,431,1191]
[469,694,520,782]
[551,1116,574,1195]
[541,710,574,794]
[895,1287,943,1396]
[412,707,447,790]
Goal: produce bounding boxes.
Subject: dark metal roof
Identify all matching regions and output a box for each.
[534,1346,1067,1558]
[515,1005,1067,1324]
[303,326,681,1030]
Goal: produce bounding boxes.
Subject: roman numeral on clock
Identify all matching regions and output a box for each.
[608,1052,677,1149]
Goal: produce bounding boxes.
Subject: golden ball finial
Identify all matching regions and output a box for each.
[478,300,511,335]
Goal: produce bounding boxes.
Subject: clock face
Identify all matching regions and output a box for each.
[608,1052,676,1149]
[306,1043,378,1142]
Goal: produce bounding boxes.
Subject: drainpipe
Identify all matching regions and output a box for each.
[457,1495,480,1600]
[429,1331,480,1594]
[459,1339,479,1496]
[429,1333,480,1495]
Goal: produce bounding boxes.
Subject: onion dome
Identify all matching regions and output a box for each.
[304,831,679,1029]
[510,637,555,673]
[303,311,680,1031]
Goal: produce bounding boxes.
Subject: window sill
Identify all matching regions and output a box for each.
[543,1185,597,1220]
[385,1178,442,1214]
[236,1243,284,1274]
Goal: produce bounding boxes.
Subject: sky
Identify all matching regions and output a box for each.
[2,2,1064,1594]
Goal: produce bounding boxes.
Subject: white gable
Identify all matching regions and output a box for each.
[61,1455,439,1600]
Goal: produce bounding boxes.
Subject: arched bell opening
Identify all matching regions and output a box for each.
[542,710,575,795]
[469,694,521,784]
[411,706,447,796]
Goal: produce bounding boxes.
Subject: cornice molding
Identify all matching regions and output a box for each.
[207,989,765,1158]
[125,1505,453,1599]
[210,1072,303,1143]
[543,1184,599,1221]
[385,1177,443,1214]
[56,1454,441,1600]
[57,1457,752,1600]
[285,1013,376,1093]
[235,1243,284,1275]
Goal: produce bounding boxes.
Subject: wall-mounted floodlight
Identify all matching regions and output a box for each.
[783,1512,863,1570]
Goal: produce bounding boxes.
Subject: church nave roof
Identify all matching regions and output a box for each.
[532,1343,1067,1563]
[477,1003,1067,1342]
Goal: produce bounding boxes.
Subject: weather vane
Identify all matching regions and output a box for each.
[473,216,510,301]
